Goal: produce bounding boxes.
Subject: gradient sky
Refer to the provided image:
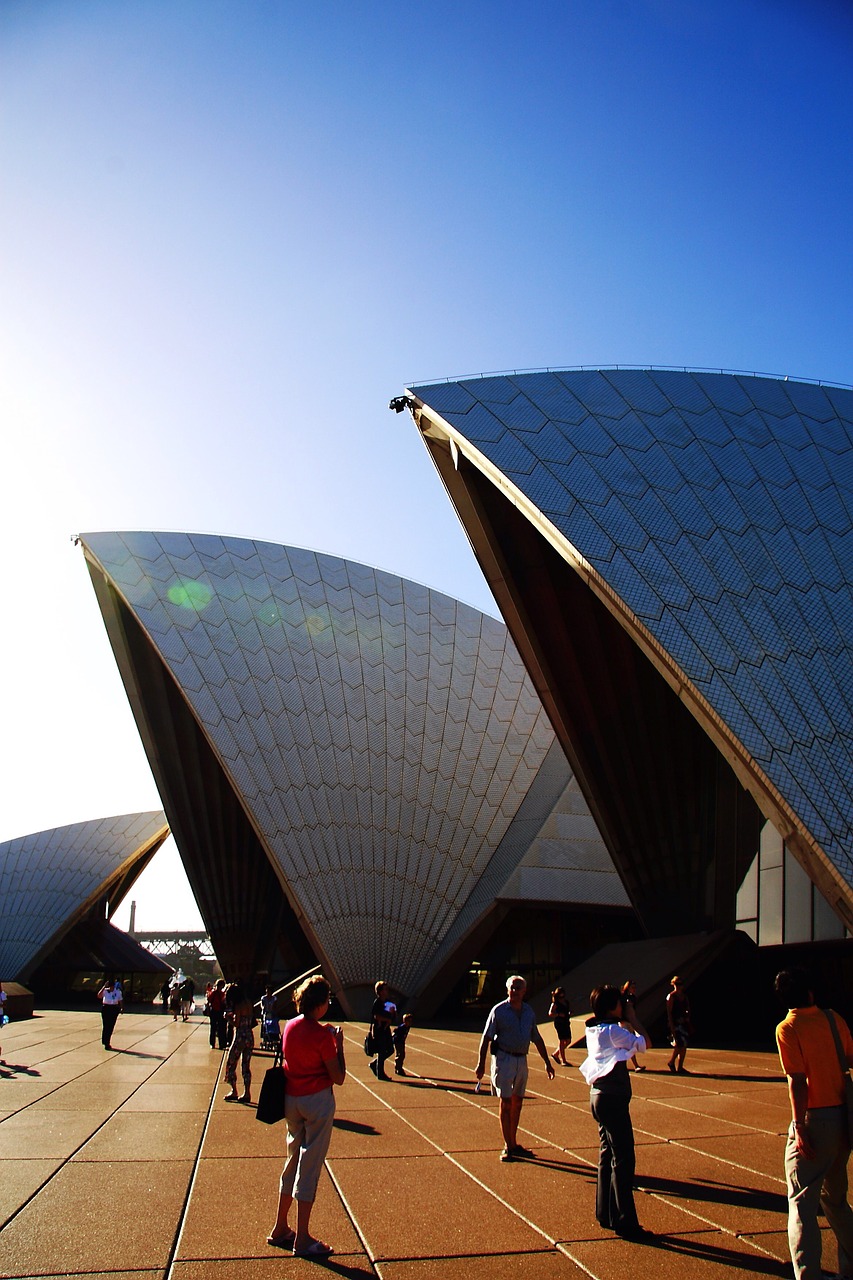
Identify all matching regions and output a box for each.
[2,0,851,930]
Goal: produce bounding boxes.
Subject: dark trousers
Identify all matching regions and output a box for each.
[209,1010,227,1049]
[590,1089,638,1234]
[373,1025,393,1075]
[101,1005,120,1048]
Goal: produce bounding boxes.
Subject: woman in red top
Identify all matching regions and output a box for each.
[267,974,345,1258]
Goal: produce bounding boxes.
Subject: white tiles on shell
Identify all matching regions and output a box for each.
[0,812,167,980]
[80,534,620,992]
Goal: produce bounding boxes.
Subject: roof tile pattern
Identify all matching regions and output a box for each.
[0,812,167,980]
[410,370,853,887]
[81,534,570,993]
[499,775,632,907]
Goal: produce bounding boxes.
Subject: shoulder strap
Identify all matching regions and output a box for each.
[822,1008,850,1079]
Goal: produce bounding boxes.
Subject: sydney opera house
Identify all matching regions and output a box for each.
[5,367,850,1023]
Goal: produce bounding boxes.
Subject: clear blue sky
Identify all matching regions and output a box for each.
[1,0,851,928]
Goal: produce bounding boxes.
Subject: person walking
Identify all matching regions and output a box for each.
[368,980,395,1080]
[775,967,853,1280]
[208,977,227,1049]
[179,973,195,1021]
[665,975,692,1074]
[475,975,555,1161]
[620,979,649,1072]
[97,975,123,1050]
[393,1014,413,1076]
[548,986,572,1065]
[223,982,255,1103]
[580,984,650,1240]
[267,974,345,1258]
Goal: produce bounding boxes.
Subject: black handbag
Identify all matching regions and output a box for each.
[256,1045,286,1125]
[823,1009,853,1146]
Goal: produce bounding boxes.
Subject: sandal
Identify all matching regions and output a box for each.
[267,1228,296,1248]
[293,1239,334,1257]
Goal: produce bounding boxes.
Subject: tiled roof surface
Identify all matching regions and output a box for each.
[0,812,167,980]
[410,369,853,888]
[80,534,622,993]
[499,775,632,907]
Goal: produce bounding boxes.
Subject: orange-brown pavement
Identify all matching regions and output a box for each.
[0,1008,840,1278]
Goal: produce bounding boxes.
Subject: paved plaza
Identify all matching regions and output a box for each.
[0,1007,837,1278]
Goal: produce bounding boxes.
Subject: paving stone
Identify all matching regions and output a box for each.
[0,1080,61,1108]
[36,1081,138,1111]
[676,1133,786,1181]
[518,1099,662,1148]
[0,1159,63,1226]
[396,1103,512,1152]
[568,1228,791,1277]
[6,1055,104,1081]
[173,1256,374,1278]
[0,1159,190,1276]
[176,1159,361,1260]
[73,1109,206,1161]
[24,1273,163,1280]
[328,1153,551,1260]
[359,1078,485,1109]
[0,1110,103,1159]
[628,1099,738,1141]
[326,1108,436,1158]
[120,1083,213,1111]
[379,1252,590,1278]
[201,1106,288,1159]
[660,1094,790,1134]
[152,1062,223,1084]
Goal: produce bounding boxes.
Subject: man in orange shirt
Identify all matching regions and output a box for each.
[775,968,853,1280]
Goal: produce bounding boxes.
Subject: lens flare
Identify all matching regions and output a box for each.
[167,579,212,611]
[256,603,281,626]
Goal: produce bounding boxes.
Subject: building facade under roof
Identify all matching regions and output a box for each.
[0,812,169,983]
[405,368,853,939]
[79,532,628,1014]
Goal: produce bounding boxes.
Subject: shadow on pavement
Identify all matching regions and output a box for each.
[636,1173,787,1215]
[645,1232,789,1275]
[333,1118,380,1135]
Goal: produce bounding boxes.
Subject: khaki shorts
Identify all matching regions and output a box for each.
[491,1049,529,1098]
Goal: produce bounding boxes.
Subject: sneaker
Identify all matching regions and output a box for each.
[667,1061,676,1074]
[500,1148,515,1162]
[677,1066,690,1075]
[512,1144,535,1158]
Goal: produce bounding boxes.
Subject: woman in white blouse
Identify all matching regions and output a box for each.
[580,985,649,1240]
